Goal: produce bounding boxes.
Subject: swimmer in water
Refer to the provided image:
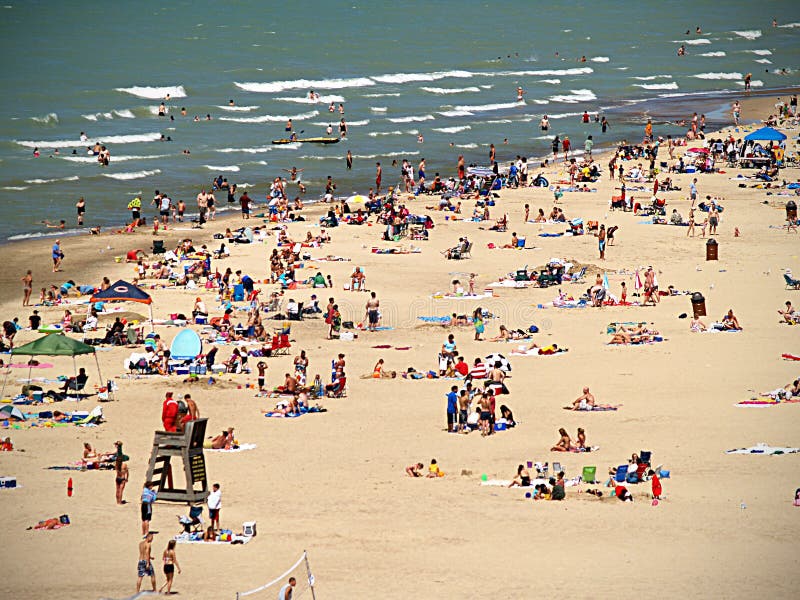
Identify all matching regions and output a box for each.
[229,99,235,106]
[517,86,525,101]
[158,102,166,117]
[677,44,685,56]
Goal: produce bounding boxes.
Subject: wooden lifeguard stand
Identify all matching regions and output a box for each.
[145,418,209,504]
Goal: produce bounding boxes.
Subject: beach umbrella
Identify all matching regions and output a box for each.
[0,405,26,421]
[602,272,610,290]
[484,353,511,372]
[347,194,367,205]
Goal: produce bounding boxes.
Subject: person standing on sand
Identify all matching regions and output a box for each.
[115,447,128,505]
[136,532,156,593]
[159,539,181,594]
[51,239,63,272]
[21,270,32,306]
[732,100,741,126]
[552,136,560,162]
[76,197,86,226]
[279,577,296,600]
[687,208,696,237]
[365,291,380,332]
[141,481,157,535]
[375,162,382,193]
[562,136,571,162]
[598,224,606,260]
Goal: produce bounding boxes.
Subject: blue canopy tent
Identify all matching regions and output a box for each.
[744,127,787,142]
[88,280,154,333]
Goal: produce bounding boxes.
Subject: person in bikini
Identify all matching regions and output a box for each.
[551,427,573,452]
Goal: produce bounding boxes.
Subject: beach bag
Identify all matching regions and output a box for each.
[528,325,539,333]
[59,514,70,525]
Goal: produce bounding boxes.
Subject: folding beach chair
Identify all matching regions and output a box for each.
[639,451,652,466]
[785,273,800,290]
[552,462,562,475]
[614,464,629,483]
[582,466,597,484]
[152,240,166,254]
[178,505,204,534]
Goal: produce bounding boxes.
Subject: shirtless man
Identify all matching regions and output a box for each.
[570,387,596,410]
[21,270,32,307]
[283,373,298,396]
[136,532,157,593]
[486,361,507,394]
[365,291,380,332]
[196,189,209,225]
[478,392,492,436]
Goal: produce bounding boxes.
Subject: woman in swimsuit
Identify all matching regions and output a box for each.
[159,539,181,594]
[500,404,515,427]
[115,456,129,505]
[576,427,587,450]
[509,464,532,487]
[551,428,573,452]
[21,270,32,307]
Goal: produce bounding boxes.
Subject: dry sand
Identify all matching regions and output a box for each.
[1,93,799,599]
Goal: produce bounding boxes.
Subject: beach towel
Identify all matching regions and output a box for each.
[564,404,620,411]
[480,477,581,488]
[735,398,800,407]
[552,299,588,309]
[206,443,257,453]
[725,443,800,455]
[173,532,252,545]
[264,406,327,418]
[509,347,567,356]
[431,292,493,300]
[47,462,114,471]
[8,363,54,369]
[538,232,564,237]
[782,353,800,361]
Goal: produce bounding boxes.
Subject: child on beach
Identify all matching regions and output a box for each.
[405,463,424,477]
[649,469,662,500]
[257,361,267,391]
[427,459,444,478]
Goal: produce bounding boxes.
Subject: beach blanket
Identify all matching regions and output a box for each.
[564,404,620,411]
[552,299,588,309]
[207,443,257,453]
[8,363,54,369]
[607,337,666,346]
[782,353,800,361]
[487,280,531,288]
[47,462,114,471]
[735,398,800,408]
[538,232,564,237]
[431,292,493,300]
[509,348,567,356]
[264,406,327,418]
[480,476,582,488]
[725,443,800,455]
[173,532,252,545]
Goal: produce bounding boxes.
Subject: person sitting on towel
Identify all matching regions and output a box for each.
[569,387,596,410]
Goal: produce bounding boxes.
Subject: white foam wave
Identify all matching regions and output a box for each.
[15,132,163,149]
[511,67,593,76]
[735,79,763,88]
[698,51,726,57]
[102,169,161,180]
[455,143,478,149]
[452,101,523,112]
[548,111,583,120]
[218,110,318,123]
[115,85,186,99]
[634,82,679,90]
[745,49,772,55]
[438,110,474,117]
[235,77,374,93]
[24,175,80,184]
[754,58,772,64]
[31,112,58,124]
[353,151,419,159]
[298,155,343,161]
[60,153,170,163]
[216,105,260,111]
[218,146,272,154]
[370,107,387,112]
[692,72,742,80]
[532,99,550,105]
[420,86,481,94]
[2,186,29,191]
[363,93,401,97]
[591,56,609,62]
[733,30,761,40]
[549,89,597,103]
[204,165,240,172]
[372,70,473,84]
[484,119,513,124]
[538,79,561,84]
[274,94,345,104]
[347,119,370,126]
[114,109,136,118]
[270,142,301,150]
[387,114,435,123]
[632,75,672,80]
[777,22,800,28]
[673,38,711,45]
[368,131,403,137]
[432,125,472,134]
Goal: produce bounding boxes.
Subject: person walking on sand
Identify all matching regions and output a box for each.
[136,532,156,593]
[365,291,380,332]
[159,539,181,594]
[279,577,297,600]
[562,136,571,162]
[141,481,157,536]
[21,270,32,307]
[115,454,129,505]
[51,240,64,272]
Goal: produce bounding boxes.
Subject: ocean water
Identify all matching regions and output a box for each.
[0,0,798,241]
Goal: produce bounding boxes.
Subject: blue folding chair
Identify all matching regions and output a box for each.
[614,464,628,483]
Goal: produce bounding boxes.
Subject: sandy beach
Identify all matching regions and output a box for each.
[1,90,799,599]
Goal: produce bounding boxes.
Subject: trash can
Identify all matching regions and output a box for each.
[691,292,706,318]
[706,238,718,261]
[787,200,798,222]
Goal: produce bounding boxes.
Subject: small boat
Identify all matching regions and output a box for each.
[271,137,340,145]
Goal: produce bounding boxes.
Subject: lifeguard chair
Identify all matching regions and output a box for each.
[145,418,209,504]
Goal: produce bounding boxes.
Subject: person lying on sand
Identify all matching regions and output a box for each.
[210,428,235,450]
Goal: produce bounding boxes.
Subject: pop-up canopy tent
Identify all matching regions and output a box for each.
[744,127,787,142]
[89,280,154,332]
[2,334,103,399]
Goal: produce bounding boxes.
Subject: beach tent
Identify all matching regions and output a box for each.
[0,405,26,421]
[2,334,103,400]
[89,280,154,332]
[744,127,787,142]
[170,329,202,361]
